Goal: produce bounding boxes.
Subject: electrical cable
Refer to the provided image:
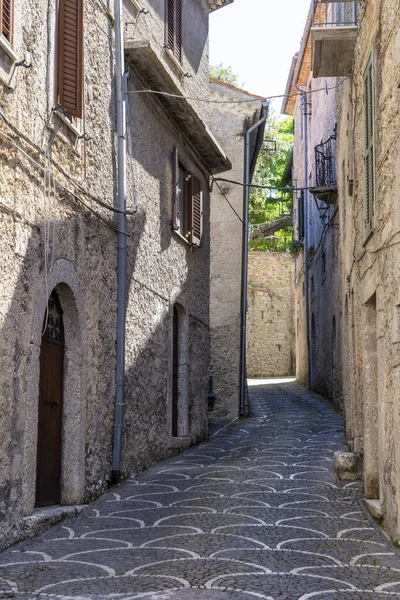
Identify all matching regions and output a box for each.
[126,78,349,104]
[213,179,243,224]
[0,110,134,215]
[0,129,129,236]
[212,176,313,192]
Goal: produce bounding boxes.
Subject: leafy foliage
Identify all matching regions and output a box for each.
[209,63,242,87]
[249,114,294,252]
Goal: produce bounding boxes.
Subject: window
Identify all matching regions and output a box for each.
[172,147,203,246]
[165,0,182,63]
[56,0,84,118]
[363,51,376,237]
[0,0,13,46]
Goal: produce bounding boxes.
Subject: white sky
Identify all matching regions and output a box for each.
[209,0,311,112]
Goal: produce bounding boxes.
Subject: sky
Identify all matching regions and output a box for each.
[209,0,311,113]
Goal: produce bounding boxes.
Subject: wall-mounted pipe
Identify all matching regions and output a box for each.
[239,103,269,417]
[296,84,311,388]
[112,0,127,481]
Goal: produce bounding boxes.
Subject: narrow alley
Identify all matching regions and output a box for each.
[1,382,400,600]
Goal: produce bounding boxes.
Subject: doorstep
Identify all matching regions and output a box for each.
[23,505,86,539]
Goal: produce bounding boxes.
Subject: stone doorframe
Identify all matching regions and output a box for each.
[22,259,87,515]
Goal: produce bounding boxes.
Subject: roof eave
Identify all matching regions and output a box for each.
[124,40,231,174]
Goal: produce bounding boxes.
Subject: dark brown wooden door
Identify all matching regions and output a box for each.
[35,292,64,507]
[172,306,179,437]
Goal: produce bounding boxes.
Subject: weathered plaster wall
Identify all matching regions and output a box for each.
[0,0,214,548]
[246,252,295,378]
[335,0,400,540]
[0,0,118,549]
[208,81,262,418]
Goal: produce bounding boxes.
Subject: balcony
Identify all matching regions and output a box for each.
[311,0,358,78]
[310,133,338,204]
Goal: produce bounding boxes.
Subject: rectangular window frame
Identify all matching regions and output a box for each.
[0,0,14,48]
[363,50,376,240]
[165,0,182,64]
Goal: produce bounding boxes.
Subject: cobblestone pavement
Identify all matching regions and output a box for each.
[2,381,400,599]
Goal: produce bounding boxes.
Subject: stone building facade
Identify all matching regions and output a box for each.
[284,0,400,540]
[208,79,265,419]
[0,0,231,548]
[247,251,295,378]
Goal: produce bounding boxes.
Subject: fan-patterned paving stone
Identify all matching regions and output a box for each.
[2,380,400,599]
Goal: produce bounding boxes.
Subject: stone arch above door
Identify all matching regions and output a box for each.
[23,259,87,515]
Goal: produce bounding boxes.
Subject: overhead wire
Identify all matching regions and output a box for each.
[126,78,349,104]
[0,110,134,216]
[0,129,129,236]
[213,179,243,224]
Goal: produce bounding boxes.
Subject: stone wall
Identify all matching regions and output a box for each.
[247,252,295,378]
[284,0,400,541]
[0,0,219,548]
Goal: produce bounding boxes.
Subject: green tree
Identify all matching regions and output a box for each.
[209,63,242,87]
[249,113,294,252]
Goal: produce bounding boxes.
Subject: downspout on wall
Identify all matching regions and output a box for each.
[239,102,269,416]
[112,0,127,481]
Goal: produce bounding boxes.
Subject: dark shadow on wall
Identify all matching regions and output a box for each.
[0,198,209,548]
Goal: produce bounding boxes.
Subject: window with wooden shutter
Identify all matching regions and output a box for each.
[191,176,203,247]
[171,150,203,247]
[298,190,305,240]
[0,0,13,46]
[165,0,182,63]
[363,52,375,238]
[56,0,84,119]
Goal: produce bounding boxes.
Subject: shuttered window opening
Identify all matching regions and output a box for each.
[172,147,203,247]
[56,0,84,119]
[363,52,376,238]
[166,0,182,63]
[0,0,13,46]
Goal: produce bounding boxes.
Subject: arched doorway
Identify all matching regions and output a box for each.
[35,290,64,507]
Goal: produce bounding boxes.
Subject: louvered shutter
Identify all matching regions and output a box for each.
[363,53,375,237]
[166,0,182,62]
[191,176,203,247]
[0,0,13,45]
[172,146,180,230]
[57,0,83,118]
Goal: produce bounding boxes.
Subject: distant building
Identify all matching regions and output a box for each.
[208,78,265,418]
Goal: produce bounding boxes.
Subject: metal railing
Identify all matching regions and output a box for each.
[315,135,337,187]
[313,0,358,27]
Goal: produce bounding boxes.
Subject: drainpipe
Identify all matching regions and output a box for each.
[239,103,269,417]
[296,84,311,389]
[112,0,127,481]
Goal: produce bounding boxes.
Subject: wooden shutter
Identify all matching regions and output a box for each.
[172,146,180,230]
[191,176,203,247]
[57,0,83,118]
[166,0,182,62]
[363,52,375,237]
[0,0,13,45]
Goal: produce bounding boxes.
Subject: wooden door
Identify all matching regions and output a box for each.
[172,306,179,437]
[35,292,64,507]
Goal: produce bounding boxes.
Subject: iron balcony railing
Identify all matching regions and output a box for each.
[315,135,337,187]
[313,0,358,28]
